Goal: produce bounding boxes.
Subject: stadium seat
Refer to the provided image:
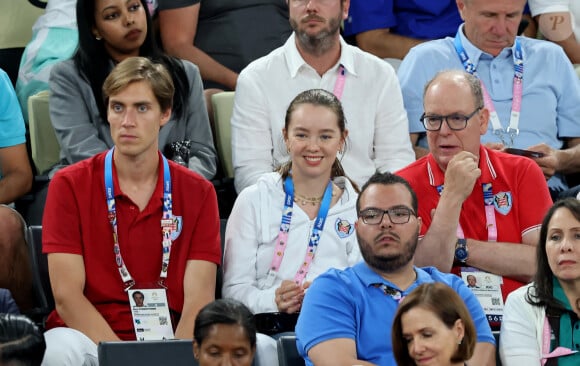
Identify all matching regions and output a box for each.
[98,339,197,366]
[211,91,235,179]
[277,335,305,366]
[28,90,60,175]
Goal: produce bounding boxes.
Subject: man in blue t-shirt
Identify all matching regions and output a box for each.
[0,68,33,311]
[295,171,496,366]
[343,0,463,60]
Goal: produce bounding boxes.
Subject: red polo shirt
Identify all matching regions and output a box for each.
[43,151,221,340]
[396,146,552,299]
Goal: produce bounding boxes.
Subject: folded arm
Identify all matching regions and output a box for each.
[356,29,424,60]
[308,338,376,366]
[0,144,32,203]
[158,4,238,89]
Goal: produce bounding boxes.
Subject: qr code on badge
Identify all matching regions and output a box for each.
[159,316,168,326]
[492,297,500,306]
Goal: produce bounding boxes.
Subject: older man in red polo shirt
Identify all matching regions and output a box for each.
[396,70,552,325]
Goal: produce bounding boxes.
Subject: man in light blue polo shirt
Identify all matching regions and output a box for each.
[398,0,580,199]
[295,172,495,366]
[0,68,33,311]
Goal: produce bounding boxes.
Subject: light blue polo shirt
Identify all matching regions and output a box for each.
[0,69,26,149]
[398,25,580,190]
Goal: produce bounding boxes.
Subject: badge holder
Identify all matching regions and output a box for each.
[129,288,174,341]
[460,268,504,324]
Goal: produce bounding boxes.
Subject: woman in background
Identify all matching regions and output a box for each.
[392,282,477,366]
[194,299,256,366]
[49,0,216,179]
[500,197,580,365]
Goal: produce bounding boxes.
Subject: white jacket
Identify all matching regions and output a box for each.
[500,283,545,365]
[223,172,362,313]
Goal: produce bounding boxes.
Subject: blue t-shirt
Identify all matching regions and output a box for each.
[344,0,462,39]
[295,263,494,366]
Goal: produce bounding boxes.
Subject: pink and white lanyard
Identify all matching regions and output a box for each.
[453,32,524,148]
[105,148,175,291]
[333,65,346,100]
[265,176,333,287]
[436,182,497,242]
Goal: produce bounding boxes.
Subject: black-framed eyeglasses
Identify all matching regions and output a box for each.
[420,107,482,131]
[358,207,416,225]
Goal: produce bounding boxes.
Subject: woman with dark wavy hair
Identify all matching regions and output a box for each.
[500,197,580,365]
[48,0,216,179]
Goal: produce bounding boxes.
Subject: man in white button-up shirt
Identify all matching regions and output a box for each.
[231,0,415,193]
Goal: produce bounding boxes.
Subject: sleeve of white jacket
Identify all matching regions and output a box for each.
[222,187,277,313]
[499,285,544,366]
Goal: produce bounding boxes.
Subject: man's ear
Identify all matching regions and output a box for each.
[478,107,489,136]
[160,107,172,127]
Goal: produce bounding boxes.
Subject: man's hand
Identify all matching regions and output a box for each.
[442,151,481,202]
[526,143,559,180]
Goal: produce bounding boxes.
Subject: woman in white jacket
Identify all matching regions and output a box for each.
[222,89,362,316]
[500,197,580,365]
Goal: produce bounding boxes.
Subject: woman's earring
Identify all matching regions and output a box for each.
[95,35,102,41]
[458,338,463,345]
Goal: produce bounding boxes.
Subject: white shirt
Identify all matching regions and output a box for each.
[499,283,545,365]
[222,172,362,313]
[529,0,580,42]
[231,33,415,193]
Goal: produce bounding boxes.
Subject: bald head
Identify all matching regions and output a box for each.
[423,70,483,110]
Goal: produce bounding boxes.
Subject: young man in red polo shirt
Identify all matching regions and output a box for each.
[41,57,221,365]
[396,70,552,325]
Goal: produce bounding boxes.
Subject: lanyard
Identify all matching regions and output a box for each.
[104,148,174,291]
[333,65,346,100]
[453,32,524,147]
[436,182,497,242]
[266,176,333,286]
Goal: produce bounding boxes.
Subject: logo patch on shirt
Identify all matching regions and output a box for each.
[171,216,182,241]
[493,192,512,215]
[335,218,354,238]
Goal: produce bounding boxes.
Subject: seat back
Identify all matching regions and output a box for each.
[494,331,502,366]
[277,335,305,366]
[215,218,227,299]
[98,340,197,366]
[211,92,235,179]
[0,1,45,85]
[25,225,54,321]
[28,90,60,175]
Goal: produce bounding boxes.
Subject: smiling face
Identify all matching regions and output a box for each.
[283,103,346,181]
[545,207,580,283]
[424,73,488,172]
[193,324,255,366]
[456,0,526,56]
[93,0,147,61]
[107,80,171,159]
[401,307,464,366]
[355,183,421,273]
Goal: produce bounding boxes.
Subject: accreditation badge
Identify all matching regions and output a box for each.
[128,288,174,341]
[461,268,504,324]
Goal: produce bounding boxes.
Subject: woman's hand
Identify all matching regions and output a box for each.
[275,280,310,313]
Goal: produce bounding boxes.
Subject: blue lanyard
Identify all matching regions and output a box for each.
[104,148,174,290]
[266,176,333,286]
